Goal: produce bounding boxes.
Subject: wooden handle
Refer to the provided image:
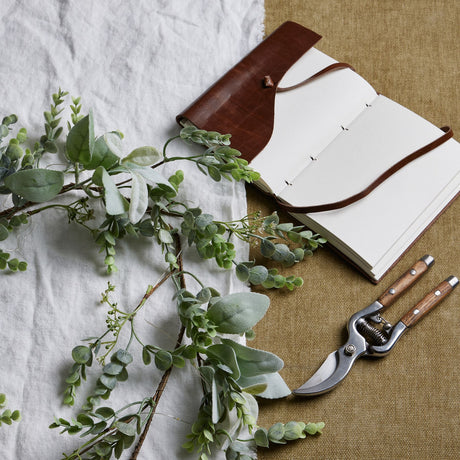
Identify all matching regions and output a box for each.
[378,255,434,310]
[400,277,458,328]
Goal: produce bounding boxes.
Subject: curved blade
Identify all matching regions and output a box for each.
[293,342,366,397]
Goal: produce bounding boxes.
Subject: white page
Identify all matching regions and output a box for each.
[280,95,448,204]
[250,48,377,195]
[283,96,460,269]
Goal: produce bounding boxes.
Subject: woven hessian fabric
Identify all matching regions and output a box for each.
[250,1,460,459]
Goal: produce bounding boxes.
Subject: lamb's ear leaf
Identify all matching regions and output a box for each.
[206,292,269,334]
[100,167,129,216]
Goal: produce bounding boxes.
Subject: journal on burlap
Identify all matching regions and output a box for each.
[177,21,460,283]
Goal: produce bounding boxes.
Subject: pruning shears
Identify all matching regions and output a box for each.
[293,255,458,397]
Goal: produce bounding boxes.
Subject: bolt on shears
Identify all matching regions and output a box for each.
[293,255,458,397]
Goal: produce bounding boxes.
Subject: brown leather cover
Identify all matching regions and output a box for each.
[176,21,321,162]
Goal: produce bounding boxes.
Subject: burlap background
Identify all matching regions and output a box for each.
[250,1,459,459]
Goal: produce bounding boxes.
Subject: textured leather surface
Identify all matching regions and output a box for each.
[177,21,321,162]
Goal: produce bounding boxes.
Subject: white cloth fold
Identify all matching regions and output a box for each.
[0,1,264,458]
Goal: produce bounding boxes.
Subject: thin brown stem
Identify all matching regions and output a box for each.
[130,234,186,460]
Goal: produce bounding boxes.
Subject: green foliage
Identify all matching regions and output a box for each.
[0,91,327,459]
[225,421,324,459]
[174,126,260,183]
[50,398,154,459]
[0,393,21,427]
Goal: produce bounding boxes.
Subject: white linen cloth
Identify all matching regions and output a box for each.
[0,1,264,458]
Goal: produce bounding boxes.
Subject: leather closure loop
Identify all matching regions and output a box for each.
[276,126,454,214]
[277,62,356,93]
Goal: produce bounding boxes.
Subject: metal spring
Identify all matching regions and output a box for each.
[356,319,389,345]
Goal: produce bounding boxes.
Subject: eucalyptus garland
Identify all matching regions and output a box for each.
[0,90,325,459]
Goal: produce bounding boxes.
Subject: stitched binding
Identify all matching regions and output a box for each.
[276,126,453,214]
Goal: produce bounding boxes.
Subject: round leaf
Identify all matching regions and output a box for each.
[154,350,173,371]
[72,346,92,364]
[112,349,133,365]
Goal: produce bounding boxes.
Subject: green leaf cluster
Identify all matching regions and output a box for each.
[63,345,94,406]
[259,213,327,266]
[0,249,27,272]
[82,349,132,412]
[50,399,151,459]
[254,421,325,447]
[181,209,236,269]
[0,393,21,427]
[178,288,292,458]
[176,126,260,183]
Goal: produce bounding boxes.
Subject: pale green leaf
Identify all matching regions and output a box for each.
[101,167,129,216]
[254,428,270,447]
[128,171,148,224]
[125,163,174,190]
[122,146,161,166]
[237,372,291,399]
[4,169,64,203]
[158,228,173,244]
[211,377,220,424]
[103,131,123,158]
[206,292,269,334]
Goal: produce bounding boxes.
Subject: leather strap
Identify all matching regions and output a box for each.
[276,62,355,93]
[276,126,453,214]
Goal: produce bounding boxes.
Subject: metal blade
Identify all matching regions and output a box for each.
[293,341,367,397]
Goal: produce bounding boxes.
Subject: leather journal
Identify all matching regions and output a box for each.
[177,21,460,283]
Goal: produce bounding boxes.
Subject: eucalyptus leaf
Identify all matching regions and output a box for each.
[100,167,129,216]
[71,346,92,364]
[221,339,284,377]
[128,171,148,224]
[254,428,270,447]
[248,265,268,285]
[154,350,173,371]
[115,421,137,437]
[206,292,269,334]
[122,146,160,166]
[66,111,95,165]
[4,169,64,203]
